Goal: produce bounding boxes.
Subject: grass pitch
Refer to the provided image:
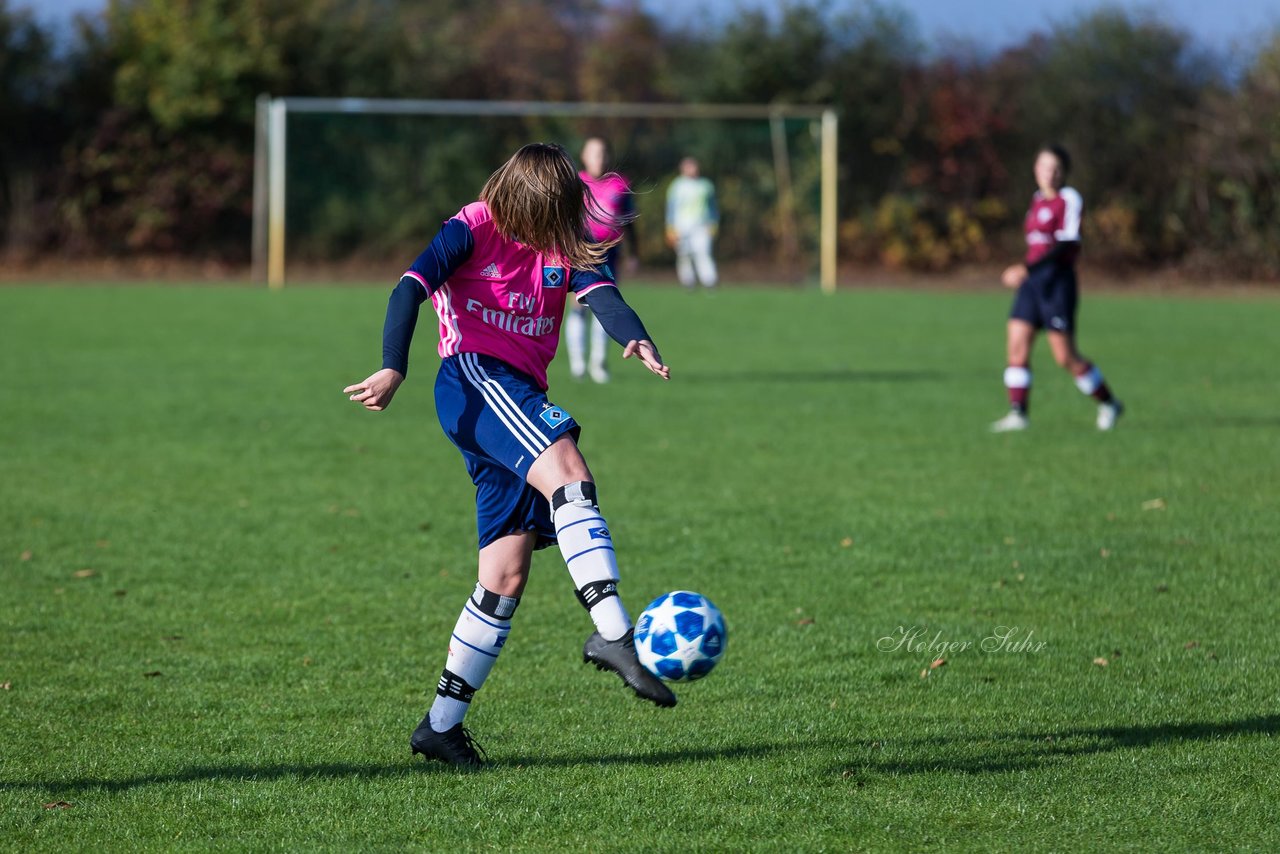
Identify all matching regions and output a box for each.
[2,283,1277,851]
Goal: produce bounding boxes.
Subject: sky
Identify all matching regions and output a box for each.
[14,0,1280,54]
[649,0,1280,54]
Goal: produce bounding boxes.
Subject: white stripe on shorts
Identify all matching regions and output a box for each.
[465,354,556,452]
[458,353,548,459]
[463,353,550,454]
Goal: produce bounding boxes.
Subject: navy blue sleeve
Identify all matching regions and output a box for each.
[381,278,427,377]
[569,262,615,297]
[582,286,654,351]
[381,218,475,377]
[408,217,475,290]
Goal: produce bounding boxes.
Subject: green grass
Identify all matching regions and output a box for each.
[1,283,1277,851]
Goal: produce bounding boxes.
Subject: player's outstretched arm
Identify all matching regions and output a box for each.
[343,217,473,412]
[622,340,670,380]
[344,265,433,411]
[581,286,670,380]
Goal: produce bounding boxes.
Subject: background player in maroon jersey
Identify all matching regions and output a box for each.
[992,144,1124,432]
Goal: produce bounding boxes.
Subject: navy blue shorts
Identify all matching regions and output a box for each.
[434,353,580,551]
[1010,265,1078,333]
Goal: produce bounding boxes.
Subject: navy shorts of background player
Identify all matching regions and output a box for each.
[434,352,581,550]
[1010,262,1078,334]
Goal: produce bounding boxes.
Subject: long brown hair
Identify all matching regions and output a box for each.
[480,142,630,271]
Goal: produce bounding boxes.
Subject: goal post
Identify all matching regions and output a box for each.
[252,98,838,292]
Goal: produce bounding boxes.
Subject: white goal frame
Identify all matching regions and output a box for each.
[252,97,838,291]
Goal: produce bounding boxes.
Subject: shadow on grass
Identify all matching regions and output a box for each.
[838,714,1280,778]
[502,741,792,768]
[0,742,805,795]
[680,368,947,384]
[0,762,428,796]
[8,716,1273,794]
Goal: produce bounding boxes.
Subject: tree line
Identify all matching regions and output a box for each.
[1,0,1277,279]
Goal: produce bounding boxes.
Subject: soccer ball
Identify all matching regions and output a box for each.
[634,591,726,682]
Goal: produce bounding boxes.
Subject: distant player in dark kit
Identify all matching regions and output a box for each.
[991,144,1124,432]
[344,143,675,769]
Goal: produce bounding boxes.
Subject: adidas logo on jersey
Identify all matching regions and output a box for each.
[480,263,501,278]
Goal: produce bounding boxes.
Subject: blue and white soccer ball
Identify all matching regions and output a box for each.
[634,591,726,682]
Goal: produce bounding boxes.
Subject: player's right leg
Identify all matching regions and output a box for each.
[993,318,1035,432]
[410,531,534,769]
[527,436,676,708]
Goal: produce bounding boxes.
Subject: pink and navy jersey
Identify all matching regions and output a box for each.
[1024,187,1083,266]
[579,171,632,243]
[401,201,615,389]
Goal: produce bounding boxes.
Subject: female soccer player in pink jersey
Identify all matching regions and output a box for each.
[344,143,674,768]
[992,144,1124,432]
[567,136,638,383]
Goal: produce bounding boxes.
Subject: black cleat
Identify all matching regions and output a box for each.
[583,629,677,708]
[410,718,486,769]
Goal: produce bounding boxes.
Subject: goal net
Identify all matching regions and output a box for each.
[254,99,837,289]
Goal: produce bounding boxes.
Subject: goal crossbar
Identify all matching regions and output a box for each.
[253,97,838,290]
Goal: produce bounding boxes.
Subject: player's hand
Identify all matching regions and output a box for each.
[343,368,404,411]
[623,340,670,381]
[1001,264,1028,289]
[664,229,677,249]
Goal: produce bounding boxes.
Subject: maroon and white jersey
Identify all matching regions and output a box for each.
[1024,187,1083,267]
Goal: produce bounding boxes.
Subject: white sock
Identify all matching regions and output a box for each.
[552,481,631,641]
[428,583,517,732]
[1074,364,1103,395]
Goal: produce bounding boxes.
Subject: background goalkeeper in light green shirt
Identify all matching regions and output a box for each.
[664,157,719,289]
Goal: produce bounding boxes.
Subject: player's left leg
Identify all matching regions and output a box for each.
[587,314,609,384]
[527,436,676,707]
[691,226,718,287]
[1046,331,1123,430]
[565,305,589,380]
[587,247,619,383]
[675,237,696,289]
[411,531,535,768]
